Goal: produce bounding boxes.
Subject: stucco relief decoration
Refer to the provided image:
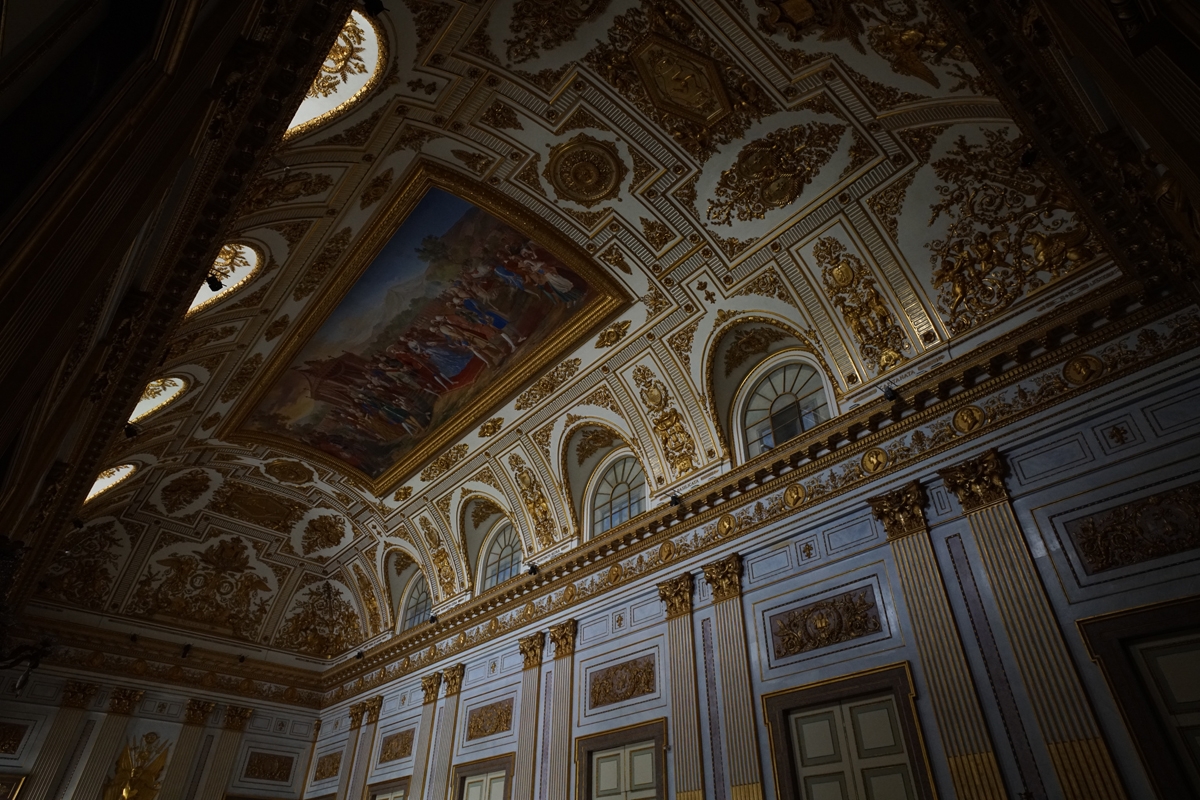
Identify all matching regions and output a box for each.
[509,453,557,548]
[466,698,514,740]
[505,0,611,63]
[545,134,627,208]
[353,563,385,634]
[302,514,347,554]
[102,732,170,800]
[244,752,294,782]
[314,751,342,781]
[722,326,789,376]
[241,172,334,214]
[209,481,306,533]
[264,459,313,484]
[309,15,368,98]
[707,122,845,225]
[814,237,907,371]
[274,580,364,658]
[515,359,581,410]
[380,729,415,762]
[576,427,620,464]
[585,2,776,161]
[755,0,876,48]
[420,444,469,482]
[769,587,882,658]
[701,553,742,601]
[632,365,697,477]
[589,655,656,708]
[1065,481,1200,574]
[37,519,128,608]
[127,536,273,640]
[657,573,694,618]
[928,129,1095,333]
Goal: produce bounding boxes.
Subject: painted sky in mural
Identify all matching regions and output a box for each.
[246,188,591,477]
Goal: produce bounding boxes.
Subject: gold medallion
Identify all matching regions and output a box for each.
[717,513,739,537]
[784,483,806,509]
[1063,354,1103,386]
[861,447,889,474]
[952,405,986,434]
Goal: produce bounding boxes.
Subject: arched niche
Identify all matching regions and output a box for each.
[459,493,515,591]
[562,421,647,541]
[706,319,841,461]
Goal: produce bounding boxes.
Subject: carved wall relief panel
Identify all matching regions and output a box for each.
[588,655,656,709]
[380,728,415,762]
[1064,481,1200,574]
[466,698,515,740]
[768,585,882,659]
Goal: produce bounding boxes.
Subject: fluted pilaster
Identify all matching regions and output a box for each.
[512,632,545,800]
[940,450,1126,799]
[869,481,1006,799]
[701,554,762,800]
[658,573,704,800]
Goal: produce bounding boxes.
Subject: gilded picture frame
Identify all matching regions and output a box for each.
[222,162,631,493]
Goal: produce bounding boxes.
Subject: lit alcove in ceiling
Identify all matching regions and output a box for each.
[128,376,189,423]
[85,464,137,502]
[286,10,385,137]
[187,243,262,314]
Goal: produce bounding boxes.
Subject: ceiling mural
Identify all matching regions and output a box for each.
[29,0,1112,675]
[238,182,612,480]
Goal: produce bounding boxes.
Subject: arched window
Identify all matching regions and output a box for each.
[742,362,830,458]
[591,456,646,537]
[128,376,189,423]
[401,576,431,631]
[481,523,522,591]
[86,464,137,502]
[187,244,262,314]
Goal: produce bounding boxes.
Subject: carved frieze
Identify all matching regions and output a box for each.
[588,655,656,709]
[466,698,514,740]
[769,587,882,659]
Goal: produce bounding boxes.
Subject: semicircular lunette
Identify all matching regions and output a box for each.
[86,464,138,502]
[285,10,386,139]
[128,376,189,424]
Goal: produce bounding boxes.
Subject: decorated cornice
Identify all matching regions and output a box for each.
[21,288,1197,708]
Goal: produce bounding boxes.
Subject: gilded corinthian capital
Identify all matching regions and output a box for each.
[184,699,216,726]
[421,672,443,704]
[223,705,254,731]
[519,632,546,669]
[938,449,1009,512]
[61,681,98,709]
[549,619,578,658]
[867,481,928,540]
[365,695,383,724]
[108,687,144,715]
[701,553,743,602]
[657,573,694,618]
[443,664,465,696]
[349,702,367,729]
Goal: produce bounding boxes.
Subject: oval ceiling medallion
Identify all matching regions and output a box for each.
[286,10,386,138]
[544,133,627,208]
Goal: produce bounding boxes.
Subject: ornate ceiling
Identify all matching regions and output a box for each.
[30,0,1108,676]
